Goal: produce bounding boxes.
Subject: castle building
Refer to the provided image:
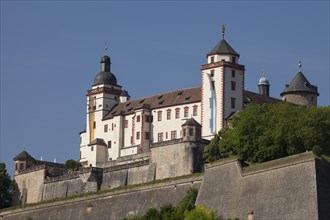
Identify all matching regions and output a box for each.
[79,27,316,168]
[12,26,321,206]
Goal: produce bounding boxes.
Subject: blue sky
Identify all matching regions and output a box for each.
[1,1,329,176]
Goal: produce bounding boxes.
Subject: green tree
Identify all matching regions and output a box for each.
[184,205,222,220]
[172,188,198,220]
[141,208,161,220]
[64,159,82,171]
[204,103,330,163]
[0,163,13,209]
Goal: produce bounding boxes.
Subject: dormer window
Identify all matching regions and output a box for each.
[232,56,236,64]
[210,56,214,63]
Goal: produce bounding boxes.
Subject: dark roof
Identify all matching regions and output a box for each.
[243,90,283,105]
[104,87,201,119]
[13,150,35,161]
[79,128,86,135]
[120,90,130,97]
[88,138,107,146]
[101,55,111,63]
[93,71,118,86]
[182,118,201,127]
[280,72,319,96]
[207,39,240,57]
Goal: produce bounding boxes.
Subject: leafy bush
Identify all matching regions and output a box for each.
[64,159,82,171]
[184,205,222,220]
[312,145,322,157]
[123,188,237,220]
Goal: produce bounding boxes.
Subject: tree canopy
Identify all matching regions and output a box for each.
[64,159,82,171]
[0,163,13,209]
[204,103,330,163]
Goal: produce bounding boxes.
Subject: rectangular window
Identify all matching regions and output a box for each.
[193,106,198,116]
[15,163,18,171]
[210,56,214,63]
[171,130,177,139]
[232,56,236,63]
[108,141,111,148]
[104,124,108,132]
[183,128,186,137]
[175,108,180,119]
[189,128,194,136]
[232,70,236,78]
[231,81,236,91]
[137,115,140,122]
[158,111,162,121]
[145,132,150,140]
[167,110,171,120]
[231,97,236,109]
[93,121,96,129]
[20,163,24,170]
[136,132,140,140]
[158,133,163,142]
[184,107,189,118]
[210,69,214,77]
[124,120,128,128]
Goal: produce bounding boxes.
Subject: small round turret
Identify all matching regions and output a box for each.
[258,73,270,96]
[258,75,269,85]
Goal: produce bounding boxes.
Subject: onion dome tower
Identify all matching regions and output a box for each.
[258,73,270,96]
[93,55,118,86]
[280,62,319,106]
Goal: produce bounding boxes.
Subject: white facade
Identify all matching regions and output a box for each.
[80,34,246,167]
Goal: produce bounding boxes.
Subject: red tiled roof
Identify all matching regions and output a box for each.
[104,87,201,119]
[103,87,283,120]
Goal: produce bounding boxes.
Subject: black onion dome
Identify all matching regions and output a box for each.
[93,55,117,86]
[93,71,117,86]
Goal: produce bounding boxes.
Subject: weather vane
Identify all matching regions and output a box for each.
[221,24,225,39]
[104,42,108,55]
[298,61,302,70]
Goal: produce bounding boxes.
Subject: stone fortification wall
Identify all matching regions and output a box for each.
[43,168,103,201]
[97,152,151,168]
[12,167,46,205]
[42,160,156,200]
[1,176,202,220]
[151,140,204,179]
[5,152,329,220]
[316,159,330,220]
[196,153,321,220]
[100,161,155,190]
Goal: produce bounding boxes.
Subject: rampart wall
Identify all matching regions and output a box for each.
[196,153,329,220]
[1,176,203,220]
[3,153,329,220]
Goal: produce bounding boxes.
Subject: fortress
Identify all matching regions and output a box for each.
[3,27,329,219]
